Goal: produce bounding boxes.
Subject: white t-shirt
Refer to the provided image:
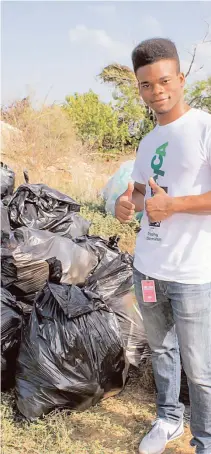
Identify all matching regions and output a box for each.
[131,108,211,284]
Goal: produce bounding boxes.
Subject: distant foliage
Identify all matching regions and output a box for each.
[185,77,211,112]
[64,90,130,152]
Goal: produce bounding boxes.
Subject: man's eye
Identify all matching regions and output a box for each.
[163,79,170,84]
[142,84,150,88]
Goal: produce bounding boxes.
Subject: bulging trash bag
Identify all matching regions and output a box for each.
[8,183,90,238]
[74,234,121,272]
[12,227,98,287]
[1,202,11,234]
[0,230,50,303]
[0,162,15,199]
[86,249,134,300]
[15,282,125,420]
[1,227,19,289]
[1,288,23,390]
[1,226,96,303]
[101,160,143,221]
[86,253,148,367]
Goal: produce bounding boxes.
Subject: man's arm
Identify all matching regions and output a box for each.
[146,178,211,223]
[172,192,211,215]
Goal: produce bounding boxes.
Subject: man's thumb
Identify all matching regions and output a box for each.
[124,181,134,200]
[149,177,164,194]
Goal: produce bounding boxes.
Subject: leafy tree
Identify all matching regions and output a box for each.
[98,64,155,147]
[64,90,133,152]
[185,77,211,112]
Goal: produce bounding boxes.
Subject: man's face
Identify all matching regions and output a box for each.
[136,59,185,115]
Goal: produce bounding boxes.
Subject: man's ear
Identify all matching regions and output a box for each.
[179,72,185,88]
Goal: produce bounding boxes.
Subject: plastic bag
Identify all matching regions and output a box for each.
[8,183,90,238]
[12,227,98,286]
[16,282,126,420]
[1,288,23,390]
[74,234,121,272]
[101,160,143,221]
[86,253,148,367]
[1,202,11,234]
[1,227,19,289]
[1,227,97,304]
[0,162,15,199]
[1,227,65,303]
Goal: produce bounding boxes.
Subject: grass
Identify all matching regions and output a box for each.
[1,101,194,454]
[1,366,194,454]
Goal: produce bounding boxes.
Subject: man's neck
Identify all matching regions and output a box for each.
[156,102,191,126]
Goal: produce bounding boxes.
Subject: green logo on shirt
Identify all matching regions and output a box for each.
[151,142,168,182]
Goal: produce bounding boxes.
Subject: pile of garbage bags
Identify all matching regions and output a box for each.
[1,162,149,420]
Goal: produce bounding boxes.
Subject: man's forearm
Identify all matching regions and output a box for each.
[132,188,145,212]
[172,191,211,214]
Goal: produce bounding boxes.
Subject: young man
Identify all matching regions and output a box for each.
[115,38,211,454]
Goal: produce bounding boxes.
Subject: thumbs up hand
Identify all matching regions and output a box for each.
[115,182,135,223]
[146,177,174,222]
[149,177,167,195]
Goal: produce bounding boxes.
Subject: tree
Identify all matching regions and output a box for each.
[98,64,155,148]
[64,90,129,151]
[185,77,211,112]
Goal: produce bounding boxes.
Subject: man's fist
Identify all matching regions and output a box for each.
[146,177,174,222]
[115,182,135,223]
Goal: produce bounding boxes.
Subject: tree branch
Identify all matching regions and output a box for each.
[185,21,211,78]
[185,46,197,77]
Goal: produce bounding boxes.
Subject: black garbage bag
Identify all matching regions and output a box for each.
[1,254,18,289]
[10,227,98,287]
[2,194,13,206]
[86,252,148,367]
[1,288,23,390]
[8,183,90,238]
[1,225,64,303]
[0,162,15,199]
[1,227,19,289]
[86,250,134,299]
[7,256,62,305]
[1,202,11,234]
[15,282,125,420]
[74,235,121,272]
[18,301,33,324]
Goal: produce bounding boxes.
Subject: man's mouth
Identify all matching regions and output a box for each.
[152,98,169,104]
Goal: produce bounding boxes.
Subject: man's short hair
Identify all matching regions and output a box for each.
[132,38,180,73]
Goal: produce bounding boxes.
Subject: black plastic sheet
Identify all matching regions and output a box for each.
[11,227,98,287]
[1,288,23,390]
[86,252,148,367]
[1,202,11,234]
[1,162,15,199]
[8,184,89,238]
[16,282,125,419]
[74,235,121,272]
[1,227,64,303]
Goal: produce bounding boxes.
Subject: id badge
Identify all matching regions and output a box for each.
[141,280,157,303]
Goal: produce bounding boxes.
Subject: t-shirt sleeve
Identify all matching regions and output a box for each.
[131,144,147,184]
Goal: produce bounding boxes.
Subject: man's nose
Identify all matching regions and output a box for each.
[152,84,163,95]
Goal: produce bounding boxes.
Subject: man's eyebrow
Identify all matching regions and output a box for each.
[159,75,171,80]
[139,75,172,85]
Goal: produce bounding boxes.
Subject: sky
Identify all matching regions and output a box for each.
[1,1,211,107]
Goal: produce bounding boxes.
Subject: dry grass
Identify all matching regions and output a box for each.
[1,102,194,454]
[1,366,194,454]
[1,102,133,201]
